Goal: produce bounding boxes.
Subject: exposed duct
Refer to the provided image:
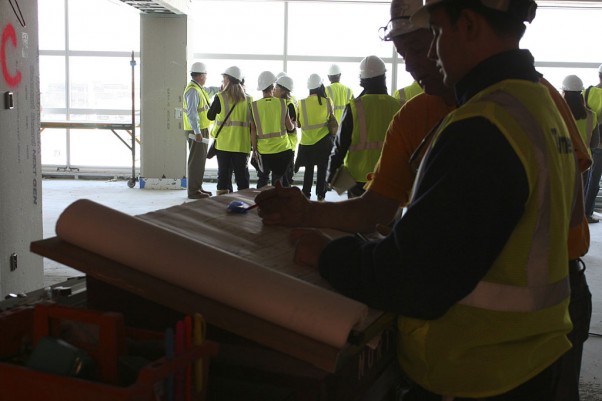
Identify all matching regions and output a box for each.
[117,0,189,14]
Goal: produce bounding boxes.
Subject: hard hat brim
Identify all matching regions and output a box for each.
[383,17,420,40]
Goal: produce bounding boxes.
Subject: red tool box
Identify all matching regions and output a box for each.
[0,303,218,401]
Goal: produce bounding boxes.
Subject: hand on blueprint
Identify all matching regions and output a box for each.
[255,181,310,226]
[290,228,332,268]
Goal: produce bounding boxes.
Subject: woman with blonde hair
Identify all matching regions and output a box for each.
[208,66,253,194]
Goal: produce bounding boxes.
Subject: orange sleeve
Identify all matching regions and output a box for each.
[365,94,454,206]
[540,78,590,258]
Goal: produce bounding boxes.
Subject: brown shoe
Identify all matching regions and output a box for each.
[199,189,213,196]
[188,191,210,200]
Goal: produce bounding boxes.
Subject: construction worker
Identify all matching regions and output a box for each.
[207,66,253,194]
[562,75,599,222]
[583,64,602,224]
[327,55,400,198]
[258,0,589,398]
[325,64,354,123]
[182,62,219,199]
[392,80,423,106]
[250,71,295,188]
[295,74,335,200]
[273,74,299,186]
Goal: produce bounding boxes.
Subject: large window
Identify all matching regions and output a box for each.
[38,0,602,173]
[39,0,140,171]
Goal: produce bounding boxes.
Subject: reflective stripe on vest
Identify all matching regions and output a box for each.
[348,98,384,152]
[252,98,286,140]
[299,98,330,130]
[326,85,352,112]
[214,94,251,129]
[456,90,569,312]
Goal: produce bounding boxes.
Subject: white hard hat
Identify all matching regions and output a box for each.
[412,0,537,28]
[276,75,294,92]
[190,62,207,74]
[327,64,341,76]
[307,73,323,90]
[382,0,423,41]
[562,75,584,92]
[276,71,288,79]
[360,55,387,79]
[223,66,243,82]
[257,71,277,91]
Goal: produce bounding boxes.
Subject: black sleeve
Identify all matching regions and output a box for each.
[287,103,297,133]
[327,105,353,183]
[590,123,600,150]
[207,96,221,121]
[319,117,528,319]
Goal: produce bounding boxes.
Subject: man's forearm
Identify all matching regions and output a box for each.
[306,190,399,233]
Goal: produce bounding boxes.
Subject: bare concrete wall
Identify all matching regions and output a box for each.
[0,0,43,296]
[140,14,187,180]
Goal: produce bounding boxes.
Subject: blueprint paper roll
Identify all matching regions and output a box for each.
[56,199,368,349]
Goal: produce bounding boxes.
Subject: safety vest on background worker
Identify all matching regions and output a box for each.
[286,97,299,150]
[345,94,400,182]
[326,82,353,123]
[297,95,333,146]
[584,86,602,122]
[399,80,575,398]
[393,80,423,106]
[575,108,598,157]
[251,97,292,154]
[182,81,211,131]
[211,92,252,153]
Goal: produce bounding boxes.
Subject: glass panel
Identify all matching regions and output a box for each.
[40,56,66,109]
[68,0,140,52]
[535,66,600,93]
[70,129,140,168]
[288,2,391,58]
[189,1,284,55]
[38,0,66,50]
[69,56,140,113]
[523,8,602,64]
[202,59,286,102]
[395,64,416,95]
[41,129,67,166]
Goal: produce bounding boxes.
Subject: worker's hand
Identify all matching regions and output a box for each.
[195,133,202,143]
[290,228,331,268]
[256,181,310,226]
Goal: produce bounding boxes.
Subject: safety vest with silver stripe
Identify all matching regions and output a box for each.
[211,92,252,153]
[345,94,400,182]
[326,82,353,122]
[251,97,292,155]
[182,81,211,131]
[575,108,597,156]
[286,98,299,149]
[393,80,423,107]
[298,95,332,146]
[400,80,575,398]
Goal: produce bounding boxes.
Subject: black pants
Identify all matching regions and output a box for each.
[216,150,249,191]
[402,356,562,401]
[553,259,592,401]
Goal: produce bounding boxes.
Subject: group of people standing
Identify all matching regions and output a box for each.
[561,69,602,224]
[182,58,406,201]
[254,0,596,400]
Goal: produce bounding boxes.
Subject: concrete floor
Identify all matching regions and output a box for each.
[40,178,602,400]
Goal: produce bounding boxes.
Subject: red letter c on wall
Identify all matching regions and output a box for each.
[2,23,22,88]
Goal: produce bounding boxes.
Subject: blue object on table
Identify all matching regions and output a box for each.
[227,200,252,213]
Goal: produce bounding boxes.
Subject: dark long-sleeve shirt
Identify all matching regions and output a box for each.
[327,88,389,183]
[318,50,538,319]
